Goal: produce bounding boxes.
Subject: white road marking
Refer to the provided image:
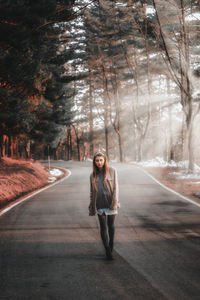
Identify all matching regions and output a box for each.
[0,168,71,217]
[140,167,200,209]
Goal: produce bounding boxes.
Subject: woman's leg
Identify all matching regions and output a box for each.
[107,215,116,252]
[98,213,113,260]
[98,213,109,248]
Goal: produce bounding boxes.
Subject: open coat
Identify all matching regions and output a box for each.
[89,166,120,216]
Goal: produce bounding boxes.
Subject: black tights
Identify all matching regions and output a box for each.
[98,214,116,251]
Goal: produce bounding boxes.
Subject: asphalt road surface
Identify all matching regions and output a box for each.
[0,161,200,300]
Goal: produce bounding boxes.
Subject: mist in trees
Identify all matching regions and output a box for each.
[68,0,200,171]
[1,0,200,171]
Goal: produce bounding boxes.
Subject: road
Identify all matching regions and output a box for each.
[0,161,200,300]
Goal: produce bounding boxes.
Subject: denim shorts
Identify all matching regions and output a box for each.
[97,208,118,215]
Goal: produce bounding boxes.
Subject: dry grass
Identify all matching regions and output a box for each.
[0,157,50,208]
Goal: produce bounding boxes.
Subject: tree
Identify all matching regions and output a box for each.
[0,0,76,159]
[152,0,200,171]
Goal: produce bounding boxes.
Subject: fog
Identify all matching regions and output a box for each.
[65,0,200,172]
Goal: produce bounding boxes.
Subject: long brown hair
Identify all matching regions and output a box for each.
[92,152,109,189]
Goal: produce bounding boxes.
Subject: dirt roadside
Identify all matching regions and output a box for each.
[0,157,68,211]
[140,165,200,205]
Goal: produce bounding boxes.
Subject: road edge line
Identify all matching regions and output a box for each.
[0,168,71,217]
[137,166,200,209]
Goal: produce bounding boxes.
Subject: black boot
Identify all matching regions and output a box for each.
[105,247,114,260]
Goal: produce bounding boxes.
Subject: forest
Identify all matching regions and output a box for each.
[0,0,200,171]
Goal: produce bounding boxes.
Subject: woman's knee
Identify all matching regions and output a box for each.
[107,215,115,225]
[98,215,107,227]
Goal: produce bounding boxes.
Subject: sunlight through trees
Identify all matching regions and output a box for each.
[0,0,200,171]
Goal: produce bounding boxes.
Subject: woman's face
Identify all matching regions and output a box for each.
[95,155,105,170]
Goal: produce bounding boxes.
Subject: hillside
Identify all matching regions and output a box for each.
[0,157,55,209]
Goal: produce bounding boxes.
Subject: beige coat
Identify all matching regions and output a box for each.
[89,166,120,216]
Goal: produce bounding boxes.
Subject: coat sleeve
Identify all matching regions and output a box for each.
[110,168,120,210]
[89,175,93,205]
[88,174,95,216]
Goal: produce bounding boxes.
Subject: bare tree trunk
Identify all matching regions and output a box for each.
[180,0,194,171]
[104,125,109,159]
[133,125,137,161]
[114,87,123,162]
[180,114,185,160]
[89,71,94,157]
[102,70,110,159]
[67,127,72,160]
[103,94,109,160]
[138,135,144,162]
[7,132,12,157]
[188,121,194,172]
[166,77,174,162]
[153,0,194,171]
[115,86,123,162]
[117,128,123,162]
[0,134,3,161]
[77,140,81,161]
[72,125,81,161]
[184,101,194,172]
[16,137,19,159]
[69,129,73,160]
[104,66,124,162]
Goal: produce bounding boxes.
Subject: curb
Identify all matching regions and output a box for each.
[0,168,71,217]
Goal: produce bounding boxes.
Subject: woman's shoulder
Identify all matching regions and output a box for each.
[108,166,117,174]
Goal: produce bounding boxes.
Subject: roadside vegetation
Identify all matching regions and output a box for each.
[1,1,200,174]
[0,157,64,210]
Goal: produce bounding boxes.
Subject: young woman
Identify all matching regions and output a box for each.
[89,152,120,260]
